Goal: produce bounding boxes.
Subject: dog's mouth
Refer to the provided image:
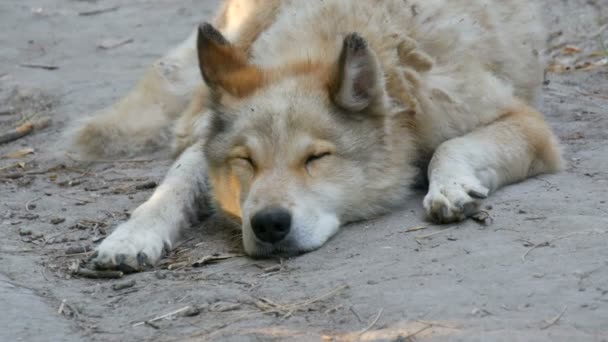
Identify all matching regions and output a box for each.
[245,236,309,258]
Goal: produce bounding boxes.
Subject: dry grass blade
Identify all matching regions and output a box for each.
[521,230,604,262]
[133,306,193,327]
[256,285,349,316]
[541,306,567,329]
[358,308,384,335]
[415,226,457,243]
[191,253,243,267]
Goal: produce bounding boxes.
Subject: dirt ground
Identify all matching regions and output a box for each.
[1,1,607,341]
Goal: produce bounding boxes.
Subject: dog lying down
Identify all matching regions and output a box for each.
[73,0,562,270]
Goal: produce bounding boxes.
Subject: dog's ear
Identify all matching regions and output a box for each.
[197,23,264,97]
[331,33,383,112]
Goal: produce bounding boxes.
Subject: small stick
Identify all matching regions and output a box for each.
[78,6,119,16]
[0,117,50,145]
[0,122,33,144]
[74,268,123,279]
[401,225,431,233]
[541,306,567,329]
[19,63,59,70]
[358,308,384,335]
[0,107,15,116]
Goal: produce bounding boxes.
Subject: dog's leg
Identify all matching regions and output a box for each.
[91,143,209,270]
[73,29,201,158]
[73,0,280,159]
[424,103,563,223]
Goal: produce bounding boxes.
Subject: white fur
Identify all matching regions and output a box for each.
[93,143,208,269]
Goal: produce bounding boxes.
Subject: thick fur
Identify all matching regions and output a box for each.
[76,0,563,270]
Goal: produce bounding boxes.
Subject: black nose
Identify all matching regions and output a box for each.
[250,207,292,243]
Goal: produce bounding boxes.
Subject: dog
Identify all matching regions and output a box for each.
[74,0,563,270]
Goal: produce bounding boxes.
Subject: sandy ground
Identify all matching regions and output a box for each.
[1,1,607,341]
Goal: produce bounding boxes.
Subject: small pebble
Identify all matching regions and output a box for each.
[135,181,157,190]
[51,217,66,225]
[179,306,201,317]
[112,279,136,291]
[18,229,32,236]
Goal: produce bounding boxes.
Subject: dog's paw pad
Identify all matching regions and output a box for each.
[90,222,168,272]
[424,180,489,223]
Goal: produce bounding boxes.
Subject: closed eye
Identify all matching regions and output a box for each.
[238,157,255,167]
[305,152,331,165]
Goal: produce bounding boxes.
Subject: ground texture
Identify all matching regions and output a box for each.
[1,1,607,341]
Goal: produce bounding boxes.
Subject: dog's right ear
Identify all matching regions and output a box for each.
[330,33,383,112]
[197,23,264,98]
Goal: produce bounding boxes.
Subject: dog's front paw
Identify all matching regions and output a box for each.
[423,178,489,223]
[91,220,170,272]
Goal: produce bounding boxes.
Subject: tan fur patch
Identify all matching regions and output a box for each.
[498,103,563,172]
[209,169,243,220]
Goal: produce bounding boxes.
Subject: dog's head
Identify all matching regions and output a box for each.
[197,23,415,256]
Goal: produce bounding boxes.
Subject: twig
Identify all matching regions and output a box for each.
[73,268,123,279]
[401,225,431,233]
[0,106,14,116]
[19,63,58,70]
[0,118,50,145]
[358,308,384,335]
[133,306,192,327]
[78,6,119,16]
[541,306,567,329]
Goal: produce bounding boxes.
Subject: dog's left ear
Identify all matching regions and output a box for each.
[331,33,383,112]
[197,23,264,98]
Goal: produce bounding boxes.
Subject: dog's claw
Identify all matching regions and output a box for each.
[424,179,489,223]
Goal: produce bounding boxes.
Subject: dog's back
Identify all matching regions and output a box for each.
[72,0,545,159]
